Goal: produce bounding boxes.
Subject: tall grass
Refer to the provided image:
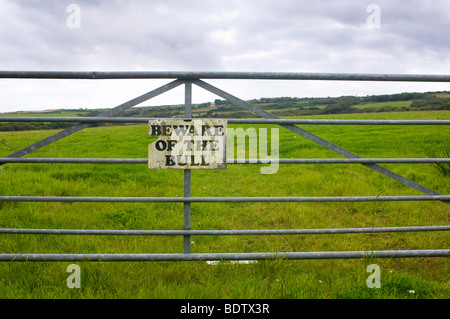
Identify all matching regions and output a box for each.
[422,143,450,177]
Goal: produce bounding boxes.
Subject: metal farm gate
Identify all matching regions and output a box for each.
[0,71,449,262]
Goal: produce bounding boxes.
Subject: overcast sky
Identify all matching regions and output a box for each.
[1,0,449,112]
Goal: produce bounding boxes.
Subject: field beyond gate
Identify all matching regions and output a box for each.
[0,110,448,298]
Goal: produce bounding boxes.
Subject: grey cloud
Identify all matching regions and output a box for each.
[4,0,449,70]
[0,0,449,111]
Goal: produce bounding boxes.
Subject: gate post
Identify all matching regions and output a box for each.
[183,81,192,253]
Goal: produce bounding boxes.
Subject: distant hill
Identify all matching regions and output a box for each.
[1,90,449,131]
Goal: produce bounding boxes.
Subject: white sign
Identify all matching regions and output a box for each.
[148,119,227,169]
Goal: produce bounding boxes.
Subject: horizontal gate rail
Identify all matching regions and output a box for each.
[1,226,449,236]
[1,116,450,125]
[2,70,450,82]
[1,195,450,203]
[1,71,449,262]
[1,157,450,165]
[1,250,449,262]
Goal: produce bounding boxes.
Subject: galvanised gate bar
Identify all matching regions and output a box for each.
[0,71,449,262]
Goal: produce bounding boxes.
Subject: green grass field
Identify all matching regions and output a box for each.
[0,110,90,117]
[352,101,412,110]
[0,110,449,299]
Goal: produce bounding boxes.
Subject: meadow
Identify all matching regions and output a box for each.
[352,100,412,110]
[0,110,448,299]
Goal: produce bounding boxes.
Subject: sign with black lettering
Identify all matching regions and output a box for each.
[148,119,227,169]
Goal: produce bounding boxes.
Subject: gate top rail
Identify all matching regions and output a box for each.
[1,71,450,82]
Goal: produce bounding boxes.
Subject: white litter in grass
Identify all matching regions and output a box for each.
[206,260,258,265]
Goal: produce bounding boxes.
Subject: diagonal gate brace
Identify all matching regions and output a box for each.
[2,79,185,160]
[193,79,449,205]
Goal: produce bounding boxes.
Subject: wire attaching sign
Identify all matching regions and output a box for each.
[148,119,227,169]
